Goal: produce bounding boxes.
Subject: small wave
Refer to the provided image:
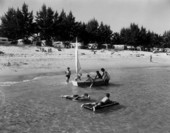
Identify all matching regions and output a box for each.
[0,81,19,86]
[33,75,55,80]
[0,80,30,86]
[33,76,43,80]
[0,75,56,87]
[22,80,30,82]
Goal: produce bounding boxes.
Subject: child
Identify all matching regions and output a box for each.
[65,67,71,83]
[61,93,90,101]
[74,93,90,100]
[74,73,82,81]
[86,74,93,82]
[95,71,102,79]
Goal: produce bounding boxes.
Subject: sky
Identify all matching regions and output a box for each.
[0,0,170,35]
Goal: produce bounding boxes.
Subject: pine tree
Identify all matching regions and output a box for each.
[0,8,18,40]
[35,4,54,45]
[57,9,67,41]
[0,3,33,41]
[86,18,99,43]
[66,11,76,41]
[112,32,121,44]
[98,22,112,45]
[163,31,170,48]
[53,11,59,40]
[75,22,89,46]
[21,3,34,39]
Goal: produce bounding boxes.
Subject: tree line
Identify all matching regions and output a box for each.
[0,3,170,49]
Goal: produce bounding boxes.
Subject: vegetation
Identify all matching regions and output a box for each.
[0,3,34,40]
[0,3,170,49]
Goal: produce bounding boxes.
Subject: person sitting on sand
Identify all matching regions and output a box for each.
[101,68,110,85]
[95,71,102,79]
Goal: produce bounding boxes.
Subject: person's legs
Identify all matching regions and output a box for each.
[66,76,70,83]
[66,77,68,83]
[68,76,70,82]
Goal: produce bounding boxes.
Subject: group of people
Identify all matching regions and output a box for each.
[65,67,110,85]
[61,92,111,105]
[64,67,111,107]
[86,68,110,85]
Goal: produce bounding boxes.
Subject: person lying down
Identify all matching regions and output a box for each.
[61,93,90,101]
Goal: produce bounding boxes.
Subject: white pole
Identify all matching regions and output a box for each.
[75,37,81,76]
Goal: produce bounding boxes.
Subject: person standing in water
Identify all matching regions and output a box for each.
[65,67,71,83]
[101,68,110,85]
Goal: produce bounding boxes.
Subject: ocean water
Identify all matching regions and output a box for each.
[0,66,170,133]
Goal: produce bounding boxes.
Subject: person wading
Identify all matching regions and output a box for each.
[65,67,71,83]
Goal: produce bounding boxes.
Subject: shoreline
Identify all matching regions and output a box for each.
[0,45,170,82]
[1,62,170,84]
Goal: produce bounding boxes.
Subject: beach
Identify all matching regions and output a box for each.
[0,45,170,78]
[0,46,170,133]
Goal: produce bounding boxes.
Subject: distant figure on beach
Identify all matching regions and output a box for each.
[58,46,61,51]
[48,48,52,53]
[65,67,71,83]
[95,71,102,79]
[101,68,110,85]
[150,55,152,62]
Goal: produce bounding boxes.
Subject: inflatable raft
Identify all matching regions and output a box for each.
[81,101,119,112]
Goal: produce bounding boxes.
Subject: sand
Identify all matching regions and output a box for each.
[0,45,170,78]
[0,45,170,133]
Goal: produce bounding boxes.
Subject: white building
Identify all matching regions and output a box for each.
[113,44,125,50]
[53,41,64,48]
